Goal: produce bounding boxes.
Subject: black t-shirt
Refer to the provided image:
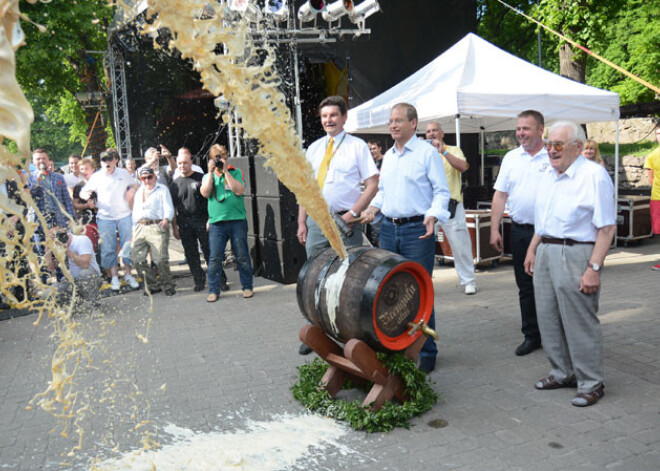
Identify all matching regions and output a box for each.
[170,172,208,220]
[72,181,97,225]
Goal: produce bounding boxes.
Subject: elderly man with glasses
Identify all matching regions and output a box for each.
[524,121,615,407]
[80,149,140,291]
[131,167,176,296]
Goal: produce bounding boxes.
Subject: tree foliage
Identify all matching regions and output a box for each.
[15,0,115,158]
[478,0,659,105]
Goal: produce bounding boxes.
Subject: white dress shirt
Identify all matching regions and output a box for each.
[305,130,378,212]
[534,155,615,242]
[132,183,175,224]
[80,168,136,220]
[371,136,451,224]
[494,145,550,225]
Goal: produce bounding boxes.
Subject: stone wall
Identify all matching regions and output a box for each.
[587,118,658,145]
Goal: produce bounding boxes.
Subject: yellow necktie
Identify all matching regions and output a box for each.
[316,137,334,189]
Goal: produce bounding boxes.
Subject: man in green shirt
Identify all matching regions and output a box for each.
[200,144,254,302]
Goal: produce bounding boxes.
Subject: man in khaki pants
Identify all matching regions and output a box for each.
[131,167,176,296]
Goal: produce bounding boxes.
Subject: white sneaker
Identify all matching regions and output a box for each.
[124,274,140,290]
[464,282,477,295]
[110,276,121,291]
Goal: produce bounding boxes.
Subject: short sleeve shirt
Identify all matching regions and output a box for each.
[644,147,660,201]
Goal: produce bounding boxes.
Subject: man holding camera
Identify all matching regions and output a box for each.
[425,122,477,295]
[80,149,140,292]
[200,144,253,302]
[51,230,102,308]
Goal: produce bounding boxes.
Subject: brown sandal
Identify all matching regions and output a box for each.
[535,376,577,390]
[571,384,604,407]
[206,293,219,303]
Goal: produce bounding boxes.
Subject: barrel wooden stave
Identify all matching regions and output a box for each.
[297,247,433,352]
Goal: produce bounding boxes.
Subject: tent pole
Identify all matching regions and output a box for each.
[455,115,461,147]
[480,128,485,186]
[613,121,620,248]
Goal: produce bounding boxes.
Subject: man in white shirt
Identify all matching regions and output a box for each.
[362,103,451,373]
[132,167,176,296]
[296,95,379,355]
[524,121,615,407]
[490,110,550,356]
[426,122,477,295]
[297,95,379,258]
[52,231,102,308]
[64,154,84,193]
[80,149,140,292]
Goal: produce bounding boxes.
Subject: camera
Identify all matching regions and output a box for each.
[214,158,224,170]
[56,231,69,244]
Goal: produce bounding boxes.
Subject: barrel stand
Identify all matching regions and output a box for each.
[299,324,428,411]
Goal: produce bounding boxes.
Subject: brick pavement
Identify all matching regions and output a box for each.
[1,238,659,470]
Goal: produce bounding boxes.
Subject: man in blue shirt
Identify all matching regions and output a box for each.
[362,103,451,373]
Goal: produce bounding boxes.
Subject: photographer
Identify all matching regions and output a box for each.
[51,230,102,309]
[200,144,253,302]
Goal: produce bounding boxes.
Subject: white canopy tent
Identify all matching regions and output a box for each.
[345,32,621,191]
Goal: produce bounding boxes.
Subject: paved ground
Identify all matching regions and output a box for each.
[1,237,660,470]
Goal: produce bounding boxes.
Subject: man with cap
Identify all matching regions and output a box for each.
[131,167,176,296]
[80,149,140,291]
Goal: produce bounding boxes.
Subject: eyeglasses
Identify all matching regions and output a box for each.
[545,141,570,152]
[141,175,155,181]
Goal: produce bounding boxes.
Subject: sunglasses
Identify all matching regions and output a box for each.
[141,175,155,181]
[544,141,572,152]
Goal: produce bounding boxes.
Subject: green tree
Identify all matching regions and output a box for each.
[586,0,660,104]
[15,0,115,155]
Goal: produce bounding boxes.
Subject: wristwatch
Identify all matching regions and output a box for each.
[588,262,602,272]
[349,210,359,218]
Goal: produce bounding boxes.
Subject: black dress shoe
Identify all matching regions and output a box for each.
[515,339,542,356]
[221,283,230,292]
[419,357,436,373]
[165,288,176,296]
[143,287,163,296]
[299,343,313,355]
[194,282,205,292]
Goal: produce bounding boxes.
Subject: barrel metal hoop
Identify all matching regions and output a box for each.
[313,252,342,337]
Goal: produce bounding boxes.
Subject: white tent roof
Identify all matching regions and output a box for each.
[345,33,620,134]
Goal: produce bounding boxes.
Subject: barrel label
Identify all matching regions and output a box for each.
[375,272,420,337]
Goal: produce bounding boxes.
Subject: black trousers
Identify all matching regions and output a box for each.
[511,222,540,342]
[178,216,226,285]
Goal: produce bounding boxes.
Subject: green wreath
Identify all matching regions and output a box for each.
[291,353,439,433]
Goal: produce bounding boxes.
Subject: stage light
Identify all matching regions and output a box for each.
[228,0,262,23]
[297,0,326,23]
[348,0,380,23]
[322,0,353,22]
[265,0,289,22]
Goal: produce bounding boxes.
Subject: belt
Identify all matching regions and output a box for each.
[384,215,424,225]
[541,237,594,246]
[138,219,162,225]
[512,221,534,229]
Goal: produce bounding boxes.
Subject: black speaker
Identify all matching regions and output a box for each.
[257,195,298,241]
[259,236,307,284]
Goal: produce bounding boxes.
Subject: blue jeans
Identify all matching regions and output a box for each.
[380,218,437,360]
[98,215,134,269]
[208,219,253,294]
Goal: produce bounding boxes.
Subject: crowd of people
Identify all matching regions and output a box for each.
[2,93,659,409]
[0,142,253,311]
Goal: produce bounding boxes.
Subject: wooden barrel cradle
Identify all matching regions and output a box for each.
[296,247,434,352]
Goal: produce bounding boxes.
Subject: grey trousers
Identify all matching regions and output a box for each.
[305,215,370,259]
[533,242,603,393]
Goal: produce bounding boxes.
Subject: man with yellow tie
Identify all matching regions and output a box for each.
[297,95,379,259]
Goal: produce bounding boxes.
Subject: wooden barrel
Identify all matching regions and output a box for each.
[297,247,434,352]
